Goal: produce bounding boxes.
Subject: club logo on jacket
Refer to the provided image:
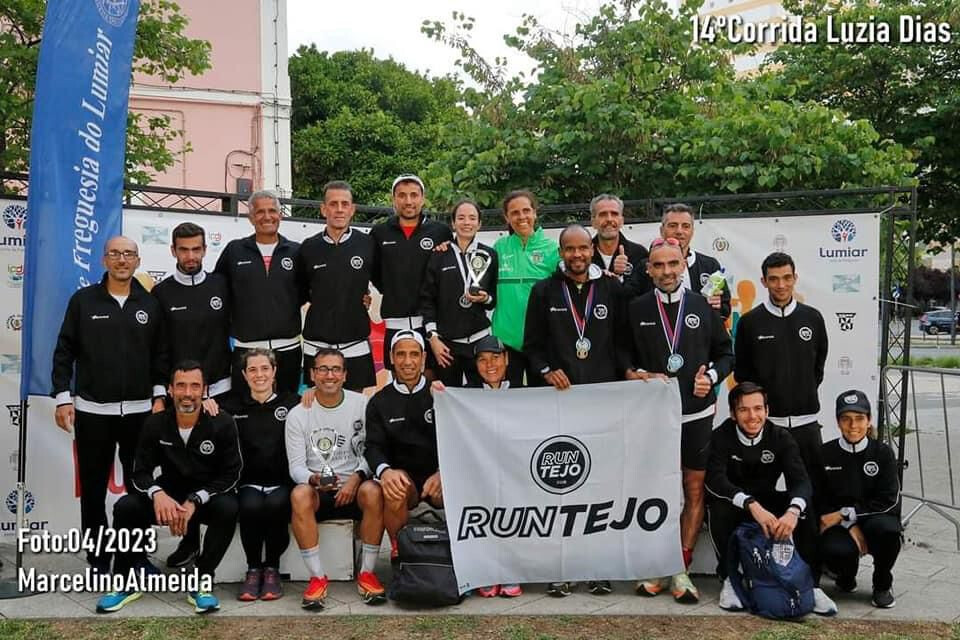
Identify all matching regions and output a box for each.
[350,256,364,270]
[594,304,608,320]
[798,326,813,341]
[685,314,700,329]
[419,238,435,251]
[135,310,149,325]
[530,435,591,495]
[210,296,223,310]
[423,409,434,424]
[274,406,288,421]
[530,250,544,265]
[699,273,710,286]
[760,450,775,464]
[199,440,215,455]
[863,461,879,477]
[281,257,294,271]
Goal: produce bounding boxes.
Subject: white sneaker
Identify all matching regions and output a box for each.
[812,587,838,616]
[718,578,743,611]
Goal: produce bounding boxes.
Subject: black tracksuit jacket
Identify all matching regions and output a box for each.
[221,391,299,487]
[214,234,302,340]
[419,240,498,339]
[364,378,437,479]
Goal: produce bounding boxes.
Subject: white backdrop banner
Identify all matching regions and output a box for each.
[434,381,684,593]
[0,200,879,539]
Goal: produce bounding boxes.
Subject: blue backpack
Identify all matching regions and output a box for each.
[726,522,815,619]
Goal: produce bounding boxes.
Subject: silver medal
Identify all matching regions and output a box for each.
[459,294,472,308]
[666,353,684,373]
[575,337,592,360]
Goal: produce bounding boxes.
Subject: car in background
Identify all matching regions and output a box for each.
[919,309,960,335]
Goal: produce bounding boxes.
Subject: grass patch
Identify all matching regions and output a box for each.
[0,616,950,640]
[887,355,960,368]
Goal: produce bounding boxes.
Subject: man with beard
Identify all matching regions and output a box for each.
[297,181,377,392]
[706,382,837,615]
[370,175,453,365]
[524,224,626,596]
[734,252,828,481]
[215,190,302,394]
[153,223,232,400]
[52,235,168,574]
[152,222,233,568]
[524,224,628,392]
[589,194,650,296]
[96,362,241,614]
[658,203,730,320]
[625,237,734,604]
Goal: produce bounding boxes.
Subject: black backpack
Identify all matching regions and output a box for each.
[388,524,462,606]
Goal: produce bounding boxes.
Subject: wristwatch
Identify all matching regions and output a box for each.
[187,493,203,507]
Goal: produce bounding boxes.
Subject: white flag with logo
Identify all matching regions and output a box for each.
[435,380,684,593]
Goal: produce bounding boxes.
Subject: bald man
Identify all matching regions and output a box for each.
[53,235,169,573]
[523,224,629,390]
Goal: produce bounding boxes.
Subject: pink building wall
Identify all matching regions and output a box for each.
[128,0,291,197]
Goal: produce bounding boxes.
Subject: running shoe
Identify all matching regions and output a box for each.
[635,576,669,596]
[260,567,282,600]
[546,582,574,597]
[812,587,839,616]
[301,575,329,609]
[872,588,895,609]
[96,590,142,613]
[670,572,700,604]
[475,585,500,598]
[588,580,612,595]
[237,568,261,601]
[188,590,220,614]
[718,578,743,611]
[499,584,523,598]
[356,570,386,604]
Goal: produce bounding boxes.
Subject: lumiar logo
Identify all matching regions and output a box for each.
[2,203,26,230]
[530,435,591,495]
[821,219,867,260]
[5,489,34,514]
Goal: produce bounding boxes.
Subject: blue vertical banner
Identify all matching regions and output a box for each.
[21,0,142,399]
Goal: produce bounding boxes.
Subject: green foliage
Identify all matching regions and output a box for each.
[765,0,960,245]
[419,0,916,210]
[0,0,211,184]
[289,46,468,206]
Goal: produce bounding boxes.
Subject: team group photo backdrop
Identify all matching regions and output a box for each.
[0,198,879,541]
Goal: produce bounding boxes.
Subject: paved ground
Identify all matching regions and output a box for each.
[0,512,957,622]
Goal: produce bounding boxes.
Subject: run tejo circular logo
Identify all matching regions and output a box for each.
[530,435,591,495]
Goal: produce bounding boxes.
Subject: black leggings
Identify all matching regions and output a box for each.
[238,486,291,569]
[819,514,901,591]
[113,492,238,580]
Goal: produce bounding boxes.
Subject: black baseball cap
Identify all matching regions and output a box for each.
[836,389,871,417]
[473,335,506,357]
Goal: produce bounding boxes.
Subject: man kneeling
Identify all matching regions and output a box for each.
[365,331,443,564]
[97,362,241,614]
[706,382,837,616]
[286,348,386,608]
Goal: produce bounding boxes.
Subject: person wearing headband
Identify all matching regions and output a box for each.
[370,174,452,370]
[364,330,442,566]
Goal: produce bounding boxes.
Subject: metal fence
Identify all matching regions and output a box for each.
[881,365,960,550]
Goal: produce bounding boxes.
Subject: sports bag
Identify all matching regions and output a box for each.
[726,521,815,619]
[388,524,462,606]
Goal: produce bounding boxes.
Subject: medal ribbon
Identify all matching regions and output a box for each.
[562,280,596,342]
[453,240,475,296]
[655,291,686,356]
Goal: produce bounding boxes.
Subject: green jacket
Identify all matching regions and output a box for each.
[491,228,560,350]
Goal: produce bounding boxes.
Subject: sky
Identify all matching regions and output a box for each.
[286,0,609,81]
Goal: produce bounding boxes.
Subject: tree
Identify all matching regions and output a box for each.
[419,0,916,210]
[288,46,468,206]
[0,0,211,184]
[765,0,960,245]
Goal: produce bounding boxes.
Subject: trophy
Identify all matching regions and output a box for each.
[465,248,492,296]
[309,427,340,487]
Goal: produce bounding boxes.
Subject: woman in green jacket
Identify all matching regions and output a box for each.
[491,190,560,386]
